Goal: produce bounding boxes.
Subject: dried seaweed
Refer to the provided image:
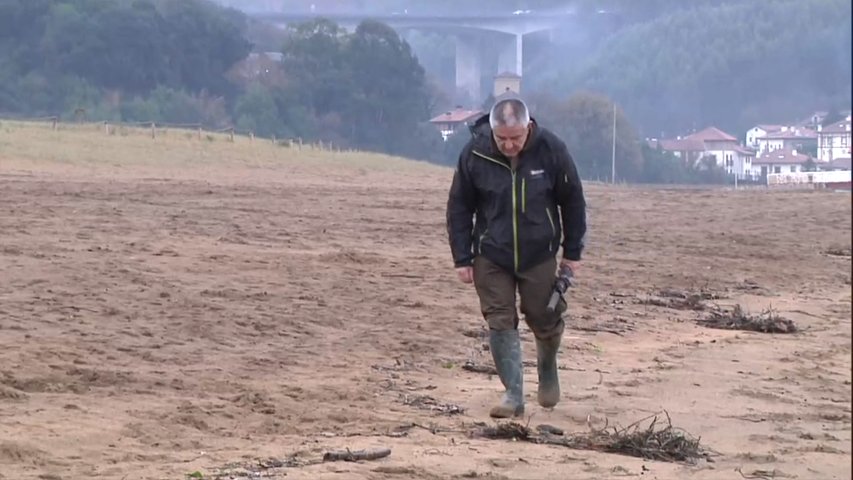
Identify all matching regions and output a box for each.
[699,305,797,333]
[470,411,711,464]
[401,394,465,415]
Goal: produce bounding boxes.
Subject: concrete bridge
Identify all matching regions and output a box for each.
[251,11,575,102]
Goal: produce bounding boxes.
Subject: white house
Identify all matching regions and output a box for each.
[732,145,756,179]
[755,127,817,154]
[817,115,852,163]
[429,107,482,141]
[652,126,758,178]
[751,148,809,178]
[795,111,829,130]
[745,124,783,150]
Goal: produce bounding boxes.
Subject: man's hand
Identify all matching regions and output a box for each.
[560,259,580,275]
[456,266,474,284]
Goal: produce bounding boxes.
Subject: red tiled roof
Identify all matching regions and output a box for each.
[734,146,756,155]
[685,126,738,142]
[762,128,817,139]
[754,148,810,165]
[429,108,483,124]
[655,138,705,152]
[820,118,852,134]
[753,124,784,133]
[826,157,852,170]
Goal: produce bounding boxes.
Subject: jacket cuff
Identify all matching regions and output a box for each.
[562,248,582,261]
[454,257,474,268]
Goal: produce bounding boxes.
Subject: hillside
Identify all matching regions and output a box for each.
[0,120,439,176]
[541,0,852,137]
[1,121,851,480]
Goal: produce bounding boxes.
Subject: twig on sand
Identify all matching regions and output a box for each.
[401,394,466,415]
[323,447,391,462]
[569,325,625,336]
[639,295,707,311]
[469,411,712,464]
[462,360,497,375]
[735,467,793,479]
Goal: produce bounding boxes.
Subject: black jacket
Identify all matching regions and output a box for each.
[446,114,587,273]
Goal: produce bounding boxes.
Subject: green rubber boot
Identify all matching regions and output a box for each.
[536,335,561,408]
[488,329,525,418]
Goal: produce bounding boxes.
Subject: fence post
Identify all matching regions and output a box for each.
[249,131,254,142]
[51,116,57,130]
[271,134,276,145]
[197,127,202,140]
[229,128,234,142]
[104,121,109,135]
[150,122,155,139]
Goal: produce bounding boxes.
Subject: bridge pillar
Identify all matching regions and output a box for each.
[455,35,482,105]
[497,33,523,77]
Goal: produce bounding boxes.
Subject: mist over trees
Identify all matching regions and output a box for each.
[545,0,853,139]
[0,0,251,124]
[1,0,850,184]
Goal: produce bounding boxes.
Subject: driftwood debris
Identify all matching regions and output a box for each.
[401,394,466,415]
[639,295,707,311]
[735,467,794,479]
[699,305,797,333]
[569,325,626,336]
[639,288,722,311]
[470,411,712,464]
[462,360,497,375]
[323,447,391,463]
[461,327,488,339]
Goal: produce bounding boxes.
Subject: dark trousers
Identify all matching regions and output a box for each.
[472,255,565,340]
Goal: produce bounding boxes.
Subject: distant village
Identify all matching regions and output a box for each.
[426,74,852,186]
[236,52,852,186]
[646,112,852,182]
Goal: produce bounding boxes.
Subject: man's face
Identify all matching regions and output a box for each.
[493,124,530,158]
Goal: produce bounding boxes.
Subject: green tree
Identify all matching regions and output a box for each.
[529,91,644,182]
[541,0,852,138]
[234,84,283,137]
[279,18,352,116]
[156,0,252,94]
[343,20,431,156]
[277,18,434,157]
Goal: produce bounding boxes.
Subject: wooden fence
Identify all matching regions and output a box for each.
[0,114,351,152]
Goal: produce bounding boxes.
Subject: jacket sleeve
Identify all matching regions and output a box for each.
[446,144,477,267]
[553,140,587,261]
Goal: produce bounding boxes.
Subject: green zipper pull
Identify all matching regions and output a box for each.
[473,150,520,273]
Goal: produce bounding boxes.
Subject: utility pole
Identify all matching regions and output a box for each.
[611,102,617,184]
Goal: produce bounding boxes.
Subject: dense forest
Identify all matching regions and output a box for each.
[1,0,850,184]
[544,0,853,139]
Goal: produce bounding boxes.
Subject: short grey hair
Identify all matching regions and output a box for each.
[489,97,530,129]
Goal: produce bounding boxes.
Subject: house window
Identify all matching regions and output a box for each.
[774,166,781,173]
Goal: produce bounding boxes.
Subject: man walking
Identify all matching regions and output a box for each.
[446,93,587,418]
